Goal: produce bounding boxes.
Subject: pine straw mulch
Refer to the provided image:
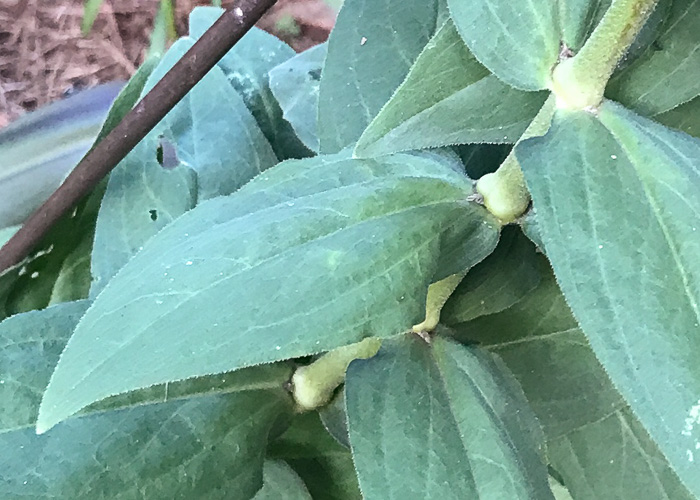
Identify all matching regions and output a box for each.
[0,0,336,127]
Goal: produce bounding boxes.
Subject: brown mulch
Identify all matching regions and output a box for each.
[0,0,336,127]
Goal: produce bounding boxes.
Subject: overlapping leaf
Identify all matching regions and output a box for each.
[448,0,560,90]
[319,0,445,152]
[37,152,499,432]
[517,104,700,496]
[445,260,694,500]
[269,43,327,152]
[607,0,700,115]
[0,301,295,498]
[354,20,547,158]
[346,334,552,499]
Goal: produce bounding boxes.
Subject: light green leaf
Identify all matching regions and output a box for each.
[517,104,700,496]
[81,0,103,34]
[269,43,327,152]
[188,7,306,160]
[254,460,313,500]
[319,0,444,153]
[0,226,18,248]
[269,412,361,500]
[448,0,560,90]
[0,302,294,498]
[607,0,700,115]
[445,261,694,500]
[37,153,499,432]
[442,226,541,324]
[656,95,700,139]
[354,20,547,158]
[346,334,552,499]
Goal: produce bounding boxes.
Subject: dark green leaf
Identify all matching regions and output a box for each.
[607,0,700,115]
[517,104,700,496]
[253,460,313,500]
[346,334,552,499]
[269,412,362,500]
[319,0,444,153]
[188,7,307,160]
[454,143,512,179]
[0,302,294,498]
[448,0,560,90]
[354,20,547,158]
[445,262,694,500]
[655,95,700,139]
[269,43,327,153]
[48,231,93,305]
[442,226,541,324]
[319,388,350,448]
[37,153,499,432]
[616,0,672,72]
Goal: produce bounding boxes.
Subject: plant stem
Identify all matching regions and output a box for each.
[476,95,556,223]
[292,338,381,411]
[412,272,466,334]
[0,0,277,274]
[551,0,658,110]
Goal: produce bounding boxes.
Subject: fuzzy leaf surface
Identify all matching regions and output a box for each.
[354,20,547,158]
[37,153,499,432]
[345,334,552,499]
[318,0,444,153]
[518,105,700,495]
[448,0,560,90]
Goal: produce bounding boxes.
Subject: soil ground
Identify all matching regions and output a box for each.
[0,0,336,126]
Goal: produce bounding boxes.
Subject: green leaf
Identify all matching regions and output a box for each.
[269,43,327,153]
[253,460,313,500]
[319,388,351,448]
[81,0,103,34]
[446,264,694,500]
[656,95,700,139]
[454,143,512,179]
[48,231,93,305]
[442,226,541,324]
[346,334,552,499]
[37,153,500,432]
[354,20,547,158]
[269,412,361,500]
[607,0,700,115]
[558,0,609,51]
[319,0,444,153]
[91,38,277,295]
[517,104,700,496]
[0,302,295,498]
[448,0,560,90]
[188,7,306,160]
[0,226,18,248]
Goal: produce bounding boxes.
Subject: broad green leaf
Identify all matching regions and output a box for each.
[269,412,361,500]
[607,0,700,115]
[319,0,444,153]
[269,43,327,152]
[346,334,552,499]
[319,388,351,448]
[445,262,694,500]
[558,0,609,51]
[656,95,700,139]
[517,104,700,496]
[448,0,560,90]
[37,153,500,432]
[254,460,313,500]
[442,226,541,324]
[91,38,277,295]
[354,20,547,158]
[0,301,90,431]
[188,7,307,160]
[0,302,295,498]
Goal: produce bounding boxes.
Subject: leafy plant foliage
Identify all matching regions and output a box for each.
[1,0,699,497]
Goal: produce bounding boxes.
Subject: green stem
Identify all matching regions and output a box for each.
[476,96,556,223]
[413,272,466,334]
[551,0,659,110]
[292,338,381,411]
